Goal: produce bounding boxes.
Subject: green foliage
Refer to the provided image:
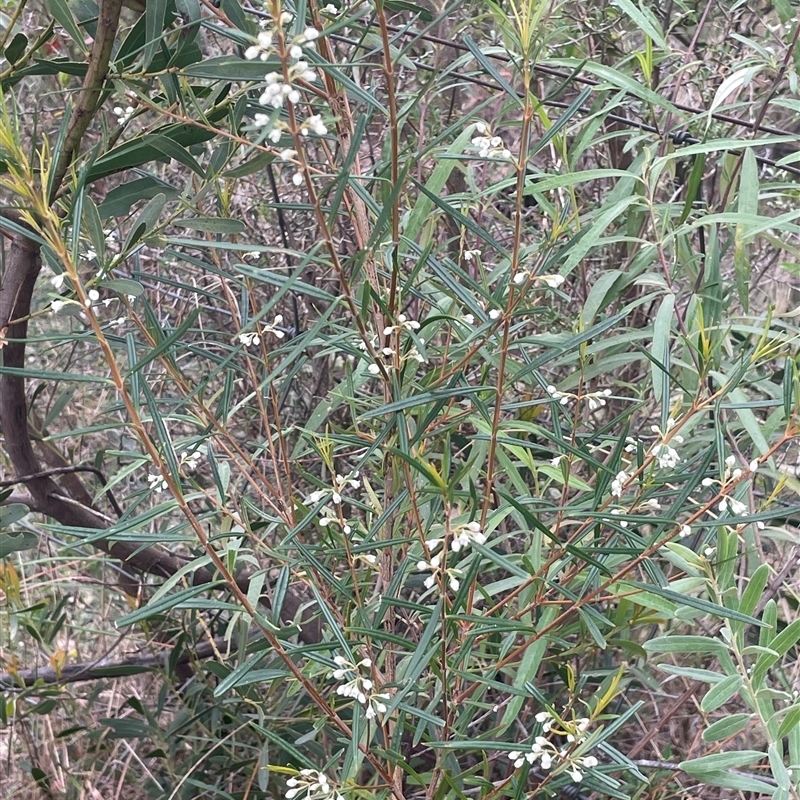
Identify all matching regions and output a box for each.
[1,0,800,799]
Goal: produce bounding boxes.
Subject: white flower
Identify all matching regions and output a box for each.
[147,473,168,492]
[290,45,303,59]
[367,363,381,375]
[180,450,202,471]
[653,442,681,469]
[587,388,613,411]
[570,769,583,783]
[679,524,692,538]
[538,274,565,288]
[84,289,100,307]
[609,508,628,528]
[701,477,714,487]
[508,750,536,769]
[243,314,286,341]
[489,308,501,320]
[50,299,66,313]
[301,114,328,136]
[725,455,736,468]
[730,497,748,516]
[267,126,282,141]
[292,171,304,186]
[284,768,343,800]
[384,314,420,336]
[279,148,297,161]
[718,496,748,516]
[464,249,481,261]
[450,520,486,552]
[749,459,759,473]
[611,470,628,498]
[470,128,512,159]
[365,692,390,719]
[425,538,443,550]
[113,105,134,124]
[331,654,387,719]
[51,273,66,290]
[245,30,274,61]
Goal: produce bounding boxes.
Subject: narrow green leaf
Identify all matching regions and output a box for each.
[0,530,37,558]
[609,0,668,49]
[462,35,520,103]
[651,293,674,408]
[737,563,770,621]
[174,217,246,234]
[777,704,800,740]
[701,674,743,713]
[626,581,764,626]
[222,151,276,178]
[702,713,752,742]
[680,750,765,773]
[116,583,222,626]
[123,193,166,251]
[645,635,729,655]
[46,0,87,51]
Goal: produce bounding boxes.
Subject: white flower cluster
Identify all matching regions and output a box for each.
[259,61,316,109]
[113,104,135,124]
[508,712,597,783]
[718,495,748,516]
[545,385,612,412]
[383,313,421,336]
[300,114,327,136]
[649,419,683,469]
[245,15,320,109]
[426,520,486,554]
[470,122,511,159]
[611,470,628,498]
[512,271,565,289]
[702,454,760,518]
[238,314,286,347]
[147,473,169,493]
[417,552,462,592]
[331,656,390,720]
[308,471,361,507]
[180,450,202,471]
[285,769,344,800]
[364,317,426,375]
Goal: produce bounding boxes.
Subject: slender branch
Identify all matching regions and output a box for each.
[0,630,243,690]
[50,0,124,196]
[0,465,123,517]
